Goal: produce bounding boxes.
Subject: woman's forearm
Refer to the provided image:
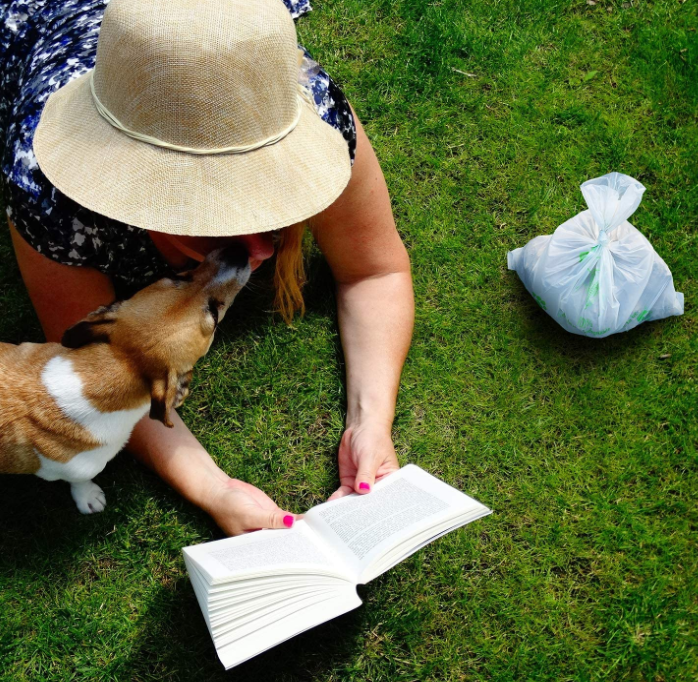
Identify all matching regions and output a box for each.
[127,412,297,534]
[337,271,414,430]
[311,106,414,433]
[127,410,229,514]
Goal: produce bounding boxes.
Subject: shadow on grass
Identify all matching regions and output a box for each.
[507,276,680,366]
[125,578,366,681]
[0,461,152,585]
[0,454,365,681]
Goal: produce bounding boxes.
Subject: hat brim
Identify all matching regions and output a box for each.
[33,71,352,236]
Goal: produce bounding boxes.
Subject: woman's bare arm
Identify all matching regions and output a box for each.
[10,219,117,338]
[311,108,415,498]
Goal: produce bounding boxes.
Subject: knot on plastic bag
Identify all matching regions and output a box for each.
[598,231,610,247]
[581,172,646,233]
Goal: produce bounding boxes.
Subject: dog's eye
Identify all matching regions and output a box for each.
[172,271,194,283]
[207,298,222,326]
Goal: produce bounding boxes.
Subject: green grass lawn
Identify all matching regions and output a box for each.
[1,0,697,679]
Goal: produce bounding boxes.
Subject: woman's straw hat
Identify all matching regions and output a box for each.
[33,0,352,236]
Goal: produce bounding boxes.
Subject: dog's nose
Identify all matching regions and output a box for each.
[204,244,251,290]
[217,244,249,269]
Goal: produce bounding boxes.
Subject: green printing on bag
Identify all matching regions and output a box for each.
[574,264,604,332]
[621,309,650,329]
[533,293,547,311]
[584,280,600,309]
[578,244,599,262]
[577,315,592,331]
[573,253,601,294]
[582,264,601,311]
[574,314,610,336]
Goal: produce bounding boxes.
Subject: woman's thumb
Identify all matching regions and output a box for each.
[355,468,376,495]
[243,508,297,532]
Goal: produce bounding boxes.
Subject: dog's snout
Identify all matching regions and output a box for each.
[204,244,251,289]
[217,244,250,270]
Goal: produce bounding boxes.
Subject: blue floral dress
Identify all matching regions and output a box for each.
[0,0,356,293]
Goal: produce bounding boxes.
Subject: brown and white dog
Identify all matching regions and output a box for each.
[0,246,250,514]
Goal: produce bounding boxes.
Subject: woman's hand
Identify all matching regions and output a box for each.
[329,421,400,500]
[204,478,299,536]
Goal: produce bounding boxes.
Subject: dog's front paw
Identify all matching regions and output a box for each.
[70,481,107,514]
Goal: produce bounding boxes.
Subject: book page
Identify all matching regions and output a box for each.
[304,465,490,582]
[364,509,490,582]
[183,520,352,584]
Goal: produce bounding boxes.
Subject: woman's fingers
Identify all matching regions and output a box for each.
[354,464,376,495]
[353,436,398,495]
[335,423,400,498]
[338,425,380,494]
[353,456,399,494]
[241,507,297,533]
[328,484,355,501]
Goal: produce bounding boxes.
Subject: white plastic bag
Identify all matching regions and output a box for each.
[507,172,684,338]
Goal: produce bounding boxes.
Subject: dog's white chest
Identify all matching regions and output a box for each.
[36,356,149,483]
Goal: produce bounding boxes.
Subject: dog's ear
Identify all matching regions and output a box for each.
[149,368,192,428]
[61,302,122,348]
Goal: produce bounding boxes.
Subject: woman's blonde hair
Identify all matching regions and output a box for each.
[273,223,308,323]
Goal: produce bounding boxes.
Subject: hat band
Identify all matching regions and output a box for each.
[89,72,305,155]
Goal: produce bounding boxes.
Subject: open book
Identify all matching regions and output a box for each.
[183,464,491,669]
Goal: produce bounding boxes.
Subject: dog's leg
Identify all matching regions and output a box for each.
[70,480,107,514]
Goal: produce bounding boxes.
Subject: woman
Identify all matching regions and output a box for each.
[1,0,414,535]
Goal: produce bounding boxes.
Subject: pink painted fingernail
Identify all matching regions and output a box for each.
[359,482,371,491]
[283,515,294,528]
